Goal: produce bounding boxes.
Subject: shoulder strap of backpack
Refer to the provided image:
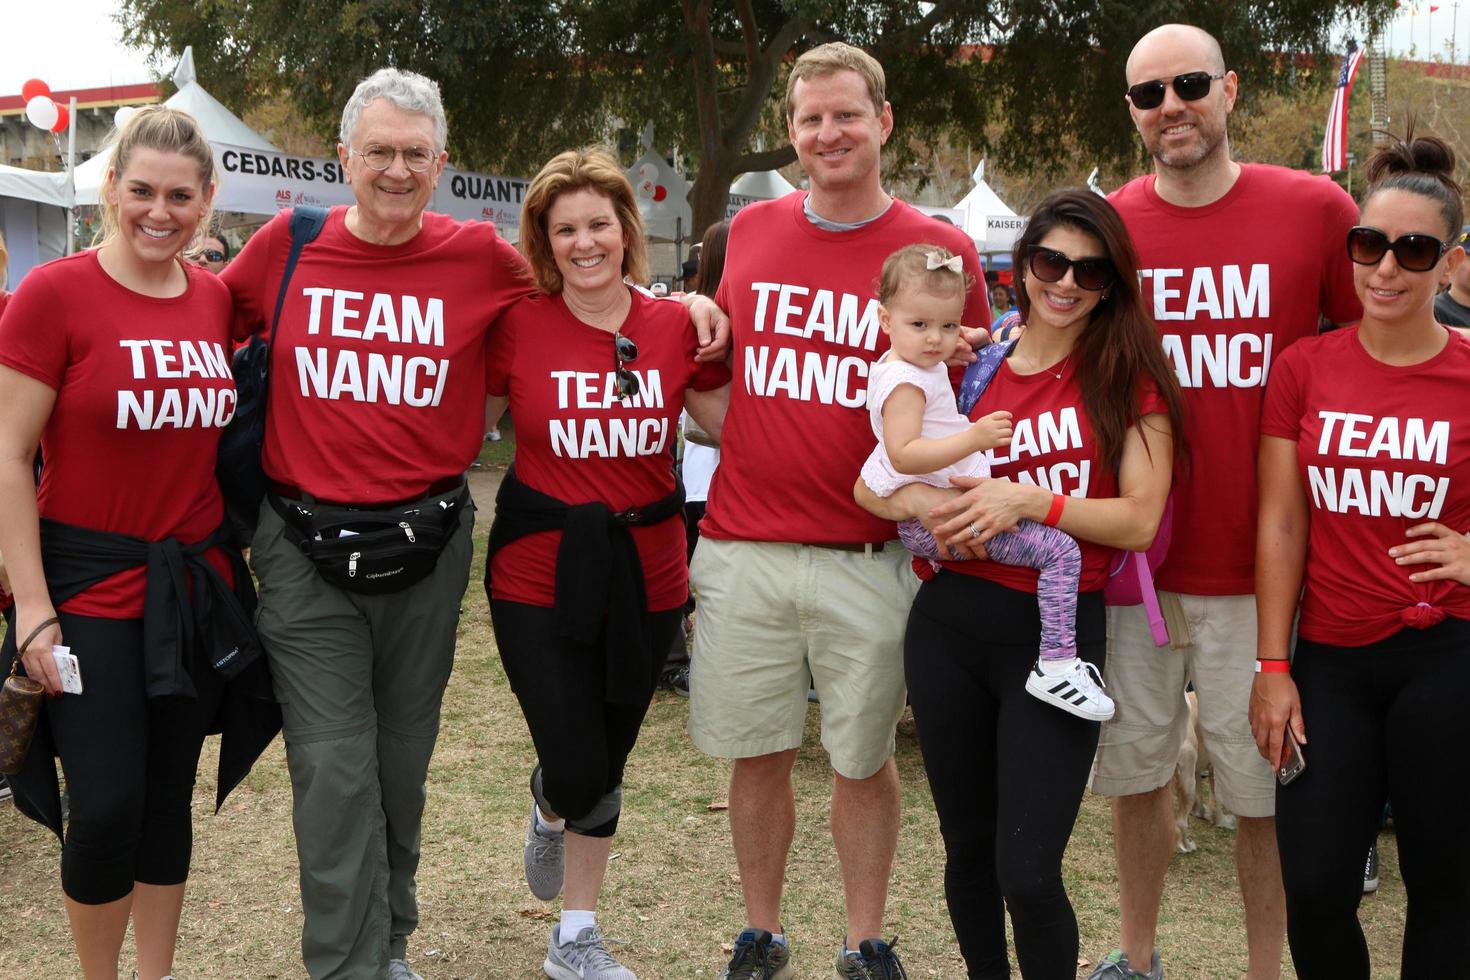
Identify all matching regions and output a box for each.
[267,205,329,349]
[957,338,1017,415]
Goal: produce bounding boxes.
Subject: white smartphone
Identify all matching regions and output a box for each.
[52,644,82,695]
[1276,730,1306,786]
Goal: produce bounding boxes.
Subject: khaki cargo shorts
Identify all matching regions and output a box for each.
[687,538,917,780]
[1091,591,1276,818]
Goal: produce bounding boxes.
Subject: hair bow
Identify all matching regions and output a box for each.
[925,251,963,273]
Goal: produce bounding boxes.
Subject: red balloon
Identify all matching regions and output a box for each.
[21,78,51,102]
[653,185,667,202]
[50,104,70,134]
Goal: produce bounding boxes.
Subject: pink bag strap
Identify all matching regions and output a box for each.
[1134,556,1169,646]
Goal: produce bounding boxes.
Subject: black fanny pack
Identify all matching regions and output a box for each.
[270,484,470,595]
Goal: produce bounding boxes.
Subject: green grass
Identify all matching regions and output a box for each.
[0,434,1413,977]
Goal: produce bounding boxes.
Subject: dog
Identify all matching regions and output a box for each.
[1172,689,1236,853]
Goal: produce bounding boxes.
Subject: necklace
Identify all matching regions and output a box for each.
[1015,347,1071,379]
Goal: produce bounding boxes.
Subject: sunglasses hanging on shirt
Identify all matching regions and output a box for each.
[1345,226,1455,273]
[613,332,640,401]
[1026,245,1116,292]
[1126,71,1226,110]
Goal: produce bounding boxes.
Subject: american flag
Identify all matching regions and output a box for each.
[1321,43,1366,173]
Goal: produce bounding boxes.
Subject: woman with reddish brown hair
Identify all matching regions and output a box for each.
[858,189,1185,977]
[485,147,730,978]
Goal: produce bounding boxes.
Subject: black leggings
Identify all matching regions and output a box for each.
[1277,619,1470,980]
[904,572,1104,979]
[490,599,681,838]
[1,611,222,905]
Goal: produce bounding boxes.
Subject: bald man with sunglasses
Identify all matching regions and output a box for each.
[1086,23,1363,980]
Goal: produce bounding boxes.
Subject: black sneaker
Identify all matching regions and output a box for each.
[659,664,690,697]
[1363,842,1380,894]
[0,775,11,803]
[836,937,909,980]
[721,929,791,980]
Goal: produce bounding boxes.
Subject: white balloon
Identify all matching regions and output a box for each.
[25,96,59,131]
[114,106,138,130]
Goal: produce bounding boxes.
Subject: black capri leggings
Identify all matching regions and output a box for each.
[1276,618,1470,980]
[2,610,222,905]
[904,572,1105,980]
[490,599,681,838]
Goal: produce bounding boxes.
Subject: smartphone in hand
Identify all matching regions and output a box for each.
[52,645,82,695]
[1276,730,1306,786]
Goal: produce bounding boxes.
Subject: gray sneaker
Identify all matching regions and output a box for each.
[836,937,908,980]
[1086,949,1164,980]
[720,929,792,980]
[524,803,565,901]
[544,925,636,980]
[387,960,424,980]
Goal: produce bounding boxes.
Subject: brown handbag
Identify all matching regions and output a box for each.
[0,616,58,776]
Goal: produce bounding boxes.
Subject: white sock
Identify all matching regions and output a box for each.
[536,805,566,834]
[1039,655,1079,677]
[559,909,596,945]
[769,932,786,946]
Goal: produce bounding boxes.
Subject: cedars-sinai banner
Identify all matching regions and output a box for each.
[211,141,529,232]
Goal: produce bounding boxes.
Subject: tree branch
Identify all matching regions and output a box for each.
[679,0,723,160]
[734,146,797,174]
[721,15,810,149]
[734,0,759,70]
[872,0,970,55]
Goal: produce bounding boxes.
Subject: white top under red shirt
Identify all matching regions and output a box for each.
[704,192,989,544]
[1261,327,1470,646]
[860,353,989,498]
[1110,163,1362,596]
[221,207,533,504]
[0,252,235,617]
[486,288,730,611]
[939,358,1166,595]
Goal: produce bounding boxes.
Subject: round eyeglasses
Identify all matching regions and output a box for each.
[350,144,437,173]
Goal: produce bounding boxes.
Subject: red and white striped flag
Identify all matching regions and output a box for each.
[1322,43,1366,173]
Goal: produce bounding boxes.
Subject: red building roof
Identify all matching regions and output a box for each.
[0,81,164,116]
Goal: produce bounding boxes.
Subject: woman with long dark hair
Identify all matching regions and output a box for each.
[857,189,1185,977]
[1252,132,1469,979]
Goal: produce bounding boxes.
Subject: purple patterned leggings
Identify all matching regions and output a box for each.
[898,516,1081,661]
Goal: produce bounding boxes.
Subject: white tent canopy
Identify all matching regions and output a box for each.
[624,126,692,243]
[0,165,70,286]
[725,168,796,220]
[0,165,70,208]
[74,47,279,206]
[954,162,1026,252]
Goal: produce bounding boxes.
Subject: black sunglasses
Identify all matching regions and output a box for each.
[1346,226,1454,273]
[201,249,226,263]
[614,332,639,401]
[1026,245,1115,292]
[1126,71,1226,110]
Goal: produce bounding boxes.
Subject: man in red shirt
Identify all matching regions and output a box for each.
[1088,24,1362,980]
[689,42,987,980]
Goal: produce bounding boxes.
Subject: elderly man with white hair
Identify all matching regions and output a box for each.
[222,68,723,980]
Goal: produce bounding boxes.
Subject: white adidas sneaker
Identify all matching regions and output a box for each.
[1025,657,1116,721]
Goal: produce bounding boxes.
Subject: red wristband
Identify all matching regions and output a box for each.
[1043,493,1066,527]
[1255,659,1290,674]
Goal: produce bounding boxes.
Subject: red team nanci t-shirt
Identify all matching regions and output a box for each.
[1110,164,1362,595]
[1261,327,1470,646]
[704,193,988,544]
[0,252,236,617]
[939,358,1167,594]
[222,207,534,504]
[486,288,730,611]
